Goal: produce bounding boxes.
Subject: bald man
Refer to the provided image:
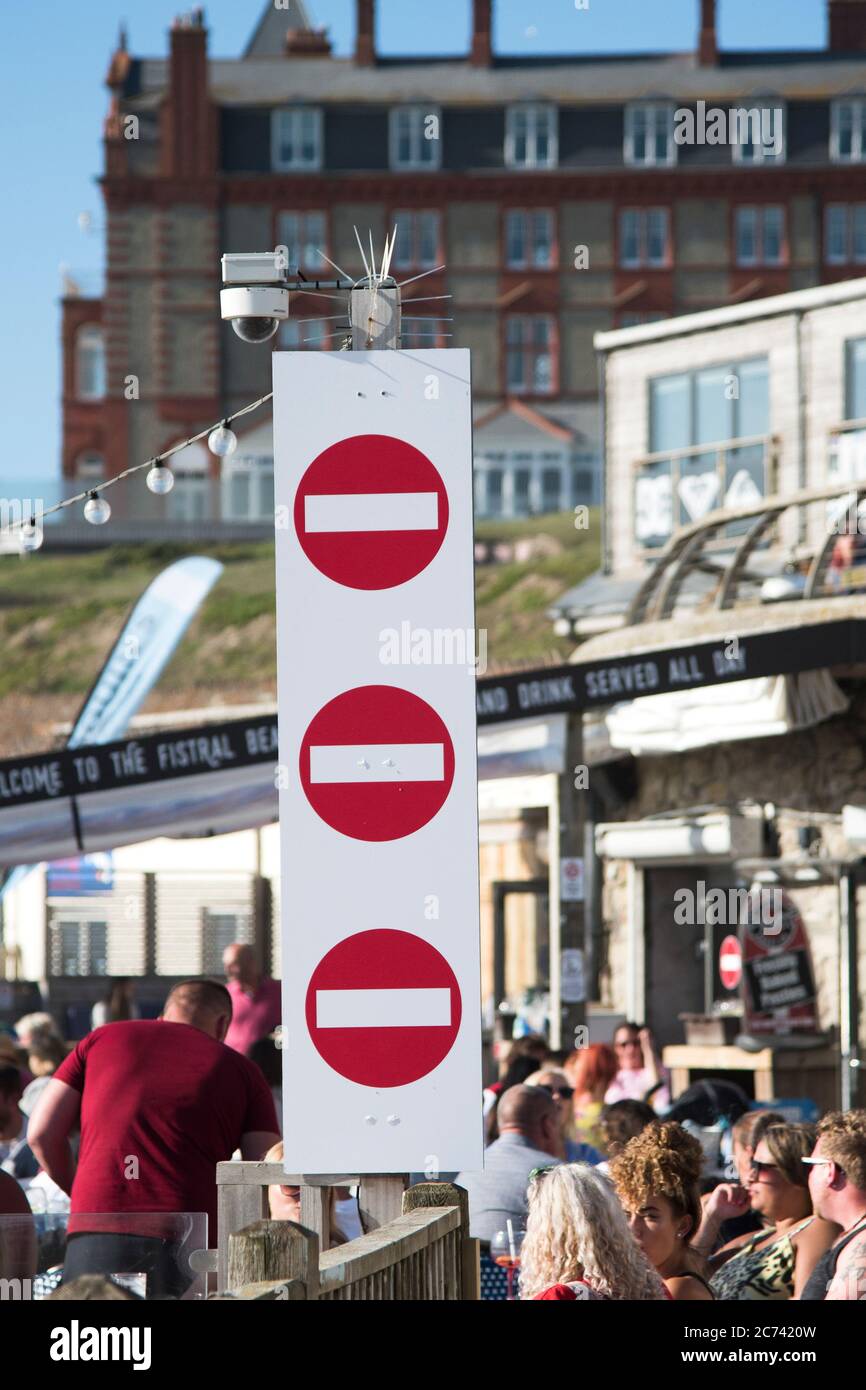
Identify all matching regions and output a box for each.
[456,1084,562,1244]
[223,942,281,1056]
[28,980,280,1297]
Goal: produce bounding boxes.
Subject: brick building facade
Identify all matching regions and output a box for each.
[61,0,866,526]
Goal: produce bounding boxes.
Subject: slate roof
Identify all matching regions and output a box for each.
[244,1,316,57]
[129,50,866,107]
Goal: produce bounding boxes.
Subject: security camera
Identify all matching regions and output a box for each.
[220,251,289,344]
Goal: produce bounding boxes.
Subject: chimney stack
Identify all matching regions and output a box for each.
[829,0,866,51]
[698,0,717,65]
[471,0,493,66]
[285,27,332,57]
[161,10,217,178]
[355,0,375,66]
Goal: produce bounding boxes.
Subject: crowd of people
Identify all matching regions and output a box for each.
[1,978,865,1302]
[0,943,284,1296]
[458,1027,866,1301]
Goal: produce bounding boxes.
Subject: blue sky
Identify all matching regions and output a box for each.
[1,1,827,487]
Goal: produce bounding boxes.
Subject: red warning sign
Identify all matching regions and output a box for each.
[306,929,463,1087]
[294,434,449,590]
[299,684,455,841]
[719,934,742,991]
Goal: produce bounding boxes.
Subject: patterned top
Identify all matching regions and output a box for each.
[573,1101,607,1154]
[710,1218,814,1301]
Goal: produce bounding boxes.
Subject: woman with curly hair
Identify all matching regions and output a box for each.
[611,1121,715,1301]
[519,1163,668,1301]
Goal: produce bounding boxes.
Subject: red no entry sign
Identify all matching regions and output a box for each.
[719,934,742,991]
[299,684,455,841]
[294,434,449,590]
[306,929,462,1087]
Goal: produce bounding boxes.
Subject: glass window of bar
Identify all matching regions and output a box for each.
[639,358,770,547]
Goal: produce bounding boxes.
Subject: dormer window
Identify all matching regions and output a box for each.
[272,108,323,171]
[624,104,676,167]
[389,107,442,171]
[505,105,558,169]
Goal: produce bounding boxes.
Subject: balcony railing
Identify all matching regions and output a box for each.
[632,433,778,554]
[627,475,866,625]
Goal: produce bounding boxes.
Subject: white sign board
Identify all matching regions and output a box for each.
[273,349,482,1172]
[560,949,585,1004]
[561,856,585,902]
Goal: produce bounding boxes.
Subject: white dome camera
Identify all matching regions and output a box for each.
[220,251,290,344]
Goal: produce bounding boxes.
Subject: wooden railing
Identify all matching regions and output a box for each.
[216,1166,479,1301]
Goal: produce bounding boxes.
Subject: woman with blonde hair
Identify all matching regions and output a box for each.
[519,1163,668,1301]
[612,1121,714,1300]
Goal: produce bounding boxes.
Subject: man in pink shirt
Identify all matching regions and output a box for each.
[222,943,281,1056]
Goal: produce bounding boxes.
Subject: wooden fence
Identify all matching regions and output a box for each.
[215,1165,478,1300]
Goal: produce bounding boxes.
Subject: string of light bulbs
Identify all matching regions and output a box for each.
[5,390,275,553]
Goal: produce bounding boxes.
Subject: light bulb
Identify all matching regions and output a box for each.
[84,492,111,526]
[146,463,175,495]
[19,521,43,552]
[208,425,237,459]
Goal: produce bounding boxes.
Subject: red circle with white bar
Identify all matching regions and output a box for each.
[719,934,742,991]
[306,929,462,1087]
[293,434,449,590]
[299,684,455,841]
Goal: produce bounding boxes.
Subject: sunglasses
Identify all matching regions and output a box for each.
[748,1159,780,1177]
[537,1083,574,1101]
[802,1157,840,1172]
[529,1164,558,1184]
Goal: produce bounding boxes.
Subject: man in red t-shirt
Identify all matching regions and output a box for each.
[28,979,280,1297]
[222,942,281,1056]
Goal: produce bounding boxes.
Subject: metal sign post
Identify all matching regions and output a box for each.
[551,712,587,1050]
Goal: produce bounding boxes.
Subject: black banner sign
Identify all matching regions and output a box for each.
[0,616,863,809]
[475,617,866,724]
[744,947,817,1016]
[0,717,279,810]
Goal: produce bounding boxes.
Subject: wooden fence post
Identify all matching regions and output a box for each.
[227,1219,320,1299]
[402,1182,479,1300]
[358,1175,407,1233]
[300,1183,331,1252]
[217,1162,268,1294]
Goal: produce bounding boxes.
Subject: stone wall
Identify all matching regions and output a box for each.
[597,687,866,1088]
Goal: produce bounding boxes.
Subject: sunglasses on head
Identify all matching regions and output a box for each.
[802,1156,841,1173]
[529,1164,558,1184]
